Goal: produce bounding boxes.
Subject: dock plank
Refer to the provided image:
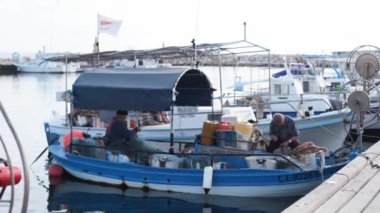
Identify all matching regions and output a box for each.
[363,190,380,213]
[315,154,380,212]
[283,142,380,213]
[338,171,380,213]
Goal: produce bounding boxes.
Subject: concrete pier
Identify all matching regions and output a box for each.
[284,141,380,213]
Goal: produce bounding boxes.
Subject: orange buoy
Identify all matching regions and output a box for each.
[63,130,84,150]
[129,119,137,129]
[49,164,64,177]
[0,166,22,186]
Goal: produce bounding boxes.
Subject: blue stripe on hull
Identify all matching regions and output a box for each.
[49,143,346,195]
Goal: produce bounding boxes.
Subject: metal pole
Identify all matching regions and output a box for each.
[268,50,271,100]
[65,53,68,125]
[243,22,246,41]
[96,14,100,68]
[218,49,223,113]
[169,89,176,153]
[0,101,29,213]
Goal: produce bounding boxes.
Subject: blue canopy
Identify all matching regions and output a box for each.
[272,70,287,78]
[72,68,214,111]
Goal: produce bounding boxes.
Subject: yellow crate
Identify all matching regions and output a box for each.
[233,122,253,138]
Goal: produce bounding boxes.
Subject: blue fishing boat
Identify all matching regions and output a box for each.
[45,68,352,197]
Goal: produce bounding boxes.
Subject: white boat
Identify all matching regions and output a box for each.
[49,106,256,142]
[48,100,349,153]
[105,58,172,69]
[223,61,333,118]
[16,51,82,73]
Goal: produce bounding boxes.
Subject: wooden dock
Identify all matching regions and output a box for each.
[284,141,380,213]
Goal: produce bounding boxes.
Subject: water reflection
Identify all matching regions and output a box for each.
[47,176,299,213]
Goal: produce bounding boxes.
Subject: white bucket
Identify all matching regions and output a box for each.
[150,154,180,168]
[245,156,277,169]
[150,155,161,167]
[237,141,251,150]
[212,162,227,169]
[106,152,129,163]
[303,153,317,170]
[116,154,129,163]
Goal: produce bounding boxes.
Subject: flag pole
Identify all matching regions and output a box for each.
[96,13,100,68]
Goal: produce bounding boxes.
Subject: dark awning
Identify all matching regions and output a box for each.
[72,68,214,111]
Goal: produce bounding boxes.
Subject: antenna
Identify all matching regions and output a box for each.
[191,39,198,68]
[243,22,247,41]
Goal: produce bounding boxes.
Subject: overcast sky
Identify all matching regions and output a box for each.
[0,0,378,56]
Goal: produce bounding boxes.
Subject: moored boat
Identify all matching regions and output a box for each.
[45,68,353,197]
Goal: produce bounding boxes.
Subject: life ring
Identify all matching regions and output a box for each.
[63,130,84,150]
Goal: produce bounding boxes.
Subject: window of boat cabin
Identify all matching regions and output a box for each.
[207,112,222,121]
[140,111,170,126]
[274,84,289,95]
[303,81,310,93]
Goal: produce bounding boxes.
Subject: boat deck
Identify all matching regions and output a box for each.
[284,141,380,212]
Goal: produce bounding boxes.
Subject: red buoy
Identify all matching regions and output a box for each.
[0,166,22,186]
[49,164,64,177]
[217,122,232,131]
[49,176,63,186]
[63,130,84,150]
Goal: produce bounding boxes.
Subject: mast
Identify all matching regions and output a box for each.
[96,14,100,68]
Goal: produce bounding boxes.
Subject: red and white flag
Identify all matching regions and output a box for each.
[98,14,122,36]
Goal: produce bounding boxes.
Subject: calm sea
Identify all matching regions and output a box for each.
[0,66,302,213]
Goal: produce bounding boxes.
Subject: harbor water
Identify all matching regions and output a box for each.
[0,66,318,212]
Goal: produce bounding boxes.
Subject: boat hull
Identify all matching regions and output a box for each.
[17,62,81,73]
[48,142,347,197]
[257,110,348,152]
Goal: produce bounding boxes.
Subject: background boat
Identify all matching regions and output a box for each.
[14,50,82,73]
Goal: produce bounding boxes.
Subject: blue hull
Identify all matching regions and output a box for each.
[48,140,347,197]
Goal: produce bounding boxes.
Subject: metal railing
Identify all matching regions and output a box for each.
[0,101,29,213]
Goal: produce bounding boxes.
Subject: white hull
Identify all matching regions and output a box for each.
[17,62,81,73]
[65,166,320,197]
[48,109,348,152]
[351,112,380,130]
[256,110,348,152]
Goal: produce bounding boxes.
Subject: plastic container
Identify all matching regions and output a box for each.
[233,122,254,137]
[237,140,251,150]
[200,121,218,145]
[150,154,181,168]
[192,160,208,169]
[221,115,238,125]
[215,130,237,148]
[217,122,233,131]
[212,162,227,169]
[245,156,277,169]
[106,152,130,163]
[303,153,317,170]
